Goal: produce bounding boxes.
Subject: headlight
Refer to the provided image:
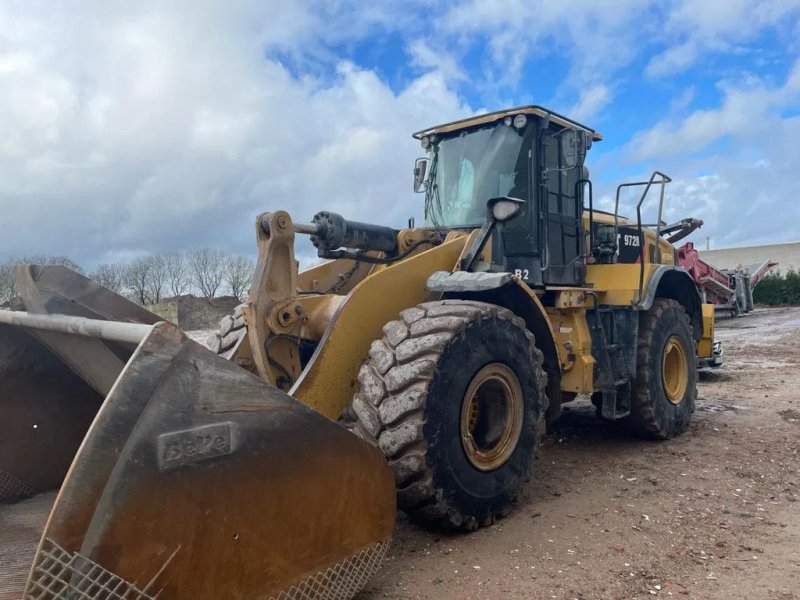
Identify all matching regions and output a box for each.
[421,136,430,150]
[492,200,522,221]
[513,114,527,129]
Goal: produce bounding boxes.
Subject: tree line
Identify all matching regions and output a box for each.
[752,270,800,306]
[0,250,255,306]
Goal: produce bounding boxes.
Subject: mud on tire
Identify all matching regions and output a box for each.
[342,300,547,531]
[629,298,697,439]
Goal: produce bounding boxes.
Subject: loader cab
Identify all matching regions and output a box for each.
[414,106,600,288]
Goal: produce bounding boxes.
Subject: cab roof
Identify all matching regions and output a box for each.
[412,105,603,142]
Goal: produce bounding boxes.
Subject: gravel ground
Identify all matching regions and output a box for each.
[359,307,800,599]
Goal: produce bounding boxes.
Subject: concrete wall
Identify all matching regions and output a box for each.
[700,241,800,274]
[146,295,240,330]
[146,300,179,324]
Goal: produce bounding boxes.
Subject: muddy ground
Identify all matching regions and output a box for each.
[361,307,800,599]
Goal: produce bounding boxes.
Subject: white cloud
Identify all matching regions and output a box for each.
[644,42,698,79]
[2,0,799,272]
[645,0,800,77]
[434,0,648,98]
[408,39,467,83]
[620,59,800,248]
[431,0,800,112]
[624,61,800,161]
[569,84,612,122]
[0,2,470,268]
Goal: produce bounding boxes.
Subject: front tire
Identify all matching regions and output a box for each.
[343,300,547,531]
[630,299,696,438]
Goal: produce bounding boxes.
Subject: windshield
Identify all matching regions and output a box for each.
[424,123,529,227]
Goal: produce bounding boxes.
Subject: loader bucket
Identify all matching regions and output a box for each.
[0,269,395,600]
[1,264,161,503]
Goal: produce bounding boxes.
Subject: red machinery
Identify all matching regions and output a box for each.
[677,242,778,315]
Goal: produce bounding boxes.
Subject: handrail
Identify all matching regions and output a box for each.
[613,171,672,305]
[576,178,593,258]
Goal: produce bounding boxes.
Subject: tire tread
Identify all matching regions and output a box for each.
[342,300,547,530]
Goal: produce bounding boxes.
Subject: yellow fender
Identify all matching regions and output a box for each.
[291,236,469,420]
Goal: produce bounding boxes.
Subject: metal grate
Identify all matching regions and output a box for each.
[0,466,33,502]
[25,538,156,600]
[273,542,388,600]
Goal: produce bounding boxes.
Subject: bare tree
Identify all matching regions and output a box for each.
[1,255,84,306]
[0,259,16,306]
[124,257,152,305]
[21,254,84,273]
[164,252,189,297]
[146,254,167,304]
[91,263,125,293]
[189,248,226,299]
[224,255,255,300]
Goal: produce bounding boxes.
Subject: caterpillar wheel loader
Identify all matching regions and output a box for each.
[206,105,714,531]
[0,104,714,599]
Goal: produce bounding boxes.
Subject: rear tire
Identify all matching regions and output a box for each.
[629,299,696,439]
[342,300,547,530]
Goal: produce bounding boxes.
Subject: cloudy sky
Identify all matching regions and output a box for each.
[1,0,799,269]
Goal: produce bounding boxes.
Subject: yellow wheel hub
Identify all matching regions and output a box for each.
[662,335,689,405]
[460,363,524,471]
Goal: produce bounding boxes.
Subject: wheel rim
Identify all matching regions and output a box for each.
[460,363,524,471]
[662,335,689,405]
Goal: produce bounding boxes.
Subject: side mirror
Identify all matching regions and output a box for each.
[413,157,428,193]
[560,129,591,169]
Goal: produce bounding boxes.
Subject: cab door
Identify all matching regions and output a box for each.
[541,131,584,286]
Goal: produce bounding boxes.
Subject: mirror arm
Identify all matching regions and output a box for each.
[460,218,496,272]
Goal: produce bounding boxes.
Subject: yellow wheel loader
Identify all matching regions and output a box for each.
[206,106,714,530]
[0,105,714,598]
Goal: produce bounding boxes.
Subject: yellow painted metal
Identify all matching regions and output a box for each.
[584,263,655,306]
[551,288,594,309]
[298,257,373,295]
[662,335,690,404]
[698,303,715,358]
[290,235,470,420]
[459,363,524,472]
[244,211,302,390]
[545,308,595,393]
[300,294,347,340]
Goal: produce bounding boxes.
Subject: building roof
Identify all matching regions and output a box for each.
[704,240,800,251]
[412,105,603,141]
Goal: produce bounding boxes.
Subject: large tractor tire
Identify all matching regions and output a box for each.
[630,298,696,439]
[343,300,547,531]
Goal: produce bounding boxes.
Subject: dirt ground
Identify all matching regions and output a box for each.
[360,307,800,600]
[2,308,797,599]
